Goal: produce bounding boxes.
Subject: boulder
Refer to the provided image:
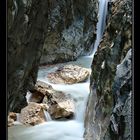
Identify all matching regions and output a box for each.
[18,102,48,126]
[29,81,75,120]
[47,64,90,84]
[28,81,53,103]
[43,90,75,119]
[8,112,17,127]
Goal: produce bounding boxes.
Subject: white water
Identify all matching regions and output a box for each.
[44,110,52,121]
[8,0,108,139]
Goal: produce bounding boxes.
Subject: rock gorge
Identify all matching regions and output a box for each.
[8,0,98,113]
[84,0,132,139]
[8,0,132,140]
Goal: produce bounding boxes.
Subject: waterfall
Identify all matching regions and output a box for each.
[44,110,52,121]
[8,0,108,140]
[90,0,108,57]
[26,91,32,103]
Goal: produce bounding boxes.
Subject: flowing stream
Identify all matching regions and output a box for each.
[8,0,108,140]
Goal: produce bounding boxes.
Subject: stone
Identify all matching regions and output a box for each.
[28,81,54,103]
[29,80,75,120]
[84,0,132,139]
[8,112,17,127]
[9,112,17,121]
[8,0,51,113]
[8,0,98,113]
[18,102,47,126]
[27,91,44,103]
[39,0,99,64]
[44,92,75,119]
[47,64,90,84]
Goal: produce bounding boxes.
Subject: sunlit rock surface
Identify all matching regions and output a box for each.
[29,81,75,120]
[47,64,90,84]
[18,102,47,126]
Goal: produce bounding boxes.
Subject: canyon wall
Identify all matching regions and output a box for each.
[84,0,132,139]
[8,0,98,112]
[40,0,99,64]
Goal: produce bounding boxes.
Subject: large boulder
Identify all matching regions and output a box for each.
[47,64,90,84]
[18,102,49,126]
[27,81,54,103]
[29,81,75,120]
[43,90,75,119]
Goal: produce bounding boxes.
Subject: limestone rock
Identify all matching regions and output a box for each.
[47,64,90,84]
[28,81,53,103]
[43,91,75,119]
[8,0,98,113]
[8,112,17,127]
[28,80,55,103]
[8,0,51,112]
[40,0,99,64]
[84,0,132,139]
[19,102,47,126]
[29,81,75,120]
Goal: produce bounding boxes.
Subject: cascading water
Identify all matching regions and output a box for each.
[8,0,108,139]
[44,110,52,121]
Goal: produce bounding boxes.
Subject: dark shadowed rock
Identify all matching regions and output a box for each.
[84,0,132,139]
[8,0,98,113]
[40,0,99,64]
[8,0,50,112]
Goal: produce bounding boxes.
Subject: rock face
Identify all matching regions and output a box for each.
[84,0,132,139]
[8,0,98,113]
[47,64,90,84]
[40,0,99,64]
[8,0,50,112]
[30,81,75,120]
[103,50,132,140]
[18,102,47,126]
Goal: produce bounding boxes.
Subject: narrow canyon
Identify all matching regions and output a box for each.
[8,0,132,140]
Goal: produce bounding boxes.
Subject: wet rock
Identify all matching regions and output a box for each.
[8,118,14,127]
[84,0,132,139]
[19,102,47,126]
[8,112,17,127]
[29,81,75,120]
[47,64,90,84]
[28,81,53,103]
[8,0,50,112]
[9,112,17,121]
[28,80,55,103]
[8,0,98,113]
[104,49,132,140]
[43,92,75,120]
[40,0,99,64]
